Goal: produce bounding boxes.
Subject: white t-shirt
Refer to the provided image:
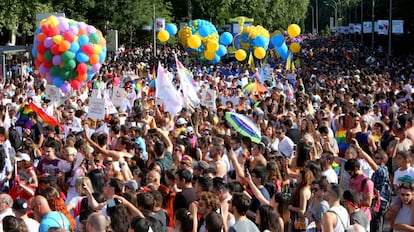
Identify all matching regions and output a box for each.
[278,136,295,157]
[322,168,338,184]
[24,216,40,232]
[393,167,414,186]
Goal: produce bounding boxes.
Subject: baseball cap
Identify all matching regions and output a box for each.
[185,126,194,134]
[124,180,139,192]
[12,199,30,214]
[176,118,187,126]
[15,153,31,162]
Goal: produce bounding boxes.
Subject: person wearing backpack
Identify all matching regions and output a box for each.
[344,158,374,231]
[353,138,391,232]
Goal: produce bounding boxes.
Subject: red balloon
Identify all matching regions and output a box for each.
[41,24,51,36]
[63,31,75,42]
[81,44,94,55]
[36,43,47,54]
[71,80,81,90]
[47,27,60,37]
[43,62,53,69]
[50,44,60,55]
[34,59,41,68]
[77,63,87,74]
[77,74,87,82]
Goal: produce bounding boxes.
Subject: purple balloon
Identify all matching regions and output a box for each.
[69,26,79,35]
[61,82,72,94]
[78,22,87,30]
[58,18,69,33]
[39,64,48,74]
[45,74,54,84]
[44,37,54,48]
[52,55,62,66]
[91,63,101,73]
[86,25,97,34]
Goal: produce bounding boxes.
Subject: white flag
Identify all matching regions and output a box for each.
[378,20,389,35]
[175,55,200,107]
[155,18,165,31]
[363,21,372,33]
[155,62,183,116]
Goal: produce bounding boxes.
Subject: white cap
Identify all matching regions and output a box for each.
[186,126,194,134]
[176,118,187,126]
[16,153,31,162]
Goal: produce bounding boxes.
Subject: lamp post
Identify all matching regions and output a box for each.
[309,5,315,33]
[361,0,363,45]
[388,0,392,56]
[324,1,338,28]
[371,0,375,50]
[316,0,319,34]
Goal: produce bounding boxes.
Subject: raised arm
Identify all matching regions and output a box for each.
[245,170,270,205]
[156,127,172,153]
[352,138,378,171]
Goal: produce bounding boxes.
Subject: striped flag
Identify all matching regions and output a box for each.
[175,55,200,107]
[248,52,255,72]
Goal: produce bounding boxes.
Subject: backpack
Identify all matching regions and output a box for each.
[361,168,392,212]
[8,126,22,151]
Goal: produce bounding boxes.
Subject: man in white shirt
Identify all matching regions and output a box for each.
[320,152,338,184]
[0,194,15,232]
[276,126,295,158]
[13,198,39,232]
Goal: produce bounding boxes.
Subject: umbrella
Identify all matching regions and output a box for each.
[243,82,268,93]
[225,112,261,144]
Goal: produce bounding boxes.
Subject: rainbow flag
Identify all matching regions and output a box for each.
[16,102,60,129]
[335,127,348,156]
[151,65,156,79]
[344,51,352,61]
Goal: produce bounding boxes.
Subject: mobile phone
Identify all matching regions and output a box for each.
[107,199,117,208]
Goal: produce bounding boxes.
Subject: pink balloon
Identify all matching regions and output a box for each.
[77,22,87,30]
[44,37,54,48]
[86,25,97,34]
[52,55,62,66]
[69,26,79,35]
[61,81,72,93]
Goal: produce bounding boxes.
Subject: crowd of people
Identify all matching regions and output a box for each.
[0,34,414,232]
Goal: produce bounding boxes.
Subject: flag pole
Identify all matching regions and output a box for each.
[153,2,156,58]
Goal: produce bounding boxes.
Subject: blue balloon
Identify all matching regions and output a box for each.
[165,23,178,36]
[53,78,64,88]
[219,32,233,46]
[78,35,89,46]
[99,52,106,63]
[199,25,210,37]
[271,34,285,47]
[268,42,274,49]
[211,54,220,64]
[276,43,289,59]
[32,48,37,58]
[254,36,267,47]
[70,42,80,53]
[233,34,242,49]
[217,45,227,57]
[76,52,89,63]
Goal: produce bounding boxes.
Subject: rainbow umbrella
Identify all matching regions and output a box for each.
[243,82,268,94]
[225,112,261,144]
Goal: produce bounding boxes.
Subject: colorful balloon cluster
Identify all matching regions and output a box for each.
[32,16,106,92]
[234,25,270,61]
[178,19,233,64]
[157,23,178,42]
[269,24,302,61]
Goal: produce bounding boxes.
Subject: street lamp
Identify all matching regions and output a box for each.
[324,1,338,28]
[309,5,315,34]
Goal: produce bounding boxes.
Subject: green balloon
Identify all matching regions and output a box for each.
[64,60,76,70]
[44,50,53,62]
[68,22,77,27]
[60,70,71,80]
[50,66,60,76]
[89,33,100,44]
[62,51,75,62]
[87,65,92,71]
[70,70,78,80]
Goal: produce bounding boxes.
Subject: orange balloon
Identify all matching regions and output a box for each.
[37,33,47,42]
[77,74,87,82]
[58,40,71,52]
[99,38,106,47]
[78,29,87,35]
[37,53,45,62]
[96,30,103,37]
[89,54,99,65]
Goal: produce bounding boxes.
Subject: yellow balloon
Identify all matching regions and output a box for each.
[235,49,247,61]
[52,35,63,44]
[289,42,301,53]
[47,15,59,28]
[254,47,266,59]
[207,41,219,51]
[40,19,47,27]
[187,35,201,49]
[287,24,301,37]
[93,44,102,54]
[157,30,170,42]
[204,50,215,60]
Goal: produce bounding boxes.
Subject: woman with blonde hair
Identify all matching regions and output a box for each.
[67,176,94,217]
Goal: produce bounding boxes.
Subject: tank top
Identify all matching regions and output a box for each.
[326,205,350,232]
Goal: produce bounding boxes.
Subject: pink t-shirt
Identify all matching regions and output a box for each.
[348,173,374,220]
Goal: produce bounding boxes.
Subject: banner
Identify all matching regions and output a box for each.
[111,86,125,107]
[155,18,165,31]
[392,20,404,34]
[201,89,217,111]
[349,24,355,33]
[263,64,274,82]
[354,24,362,33]
[377,20,389,35]
[88,97,106,120]
[45,85,60,103]
[363,21,372,33]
